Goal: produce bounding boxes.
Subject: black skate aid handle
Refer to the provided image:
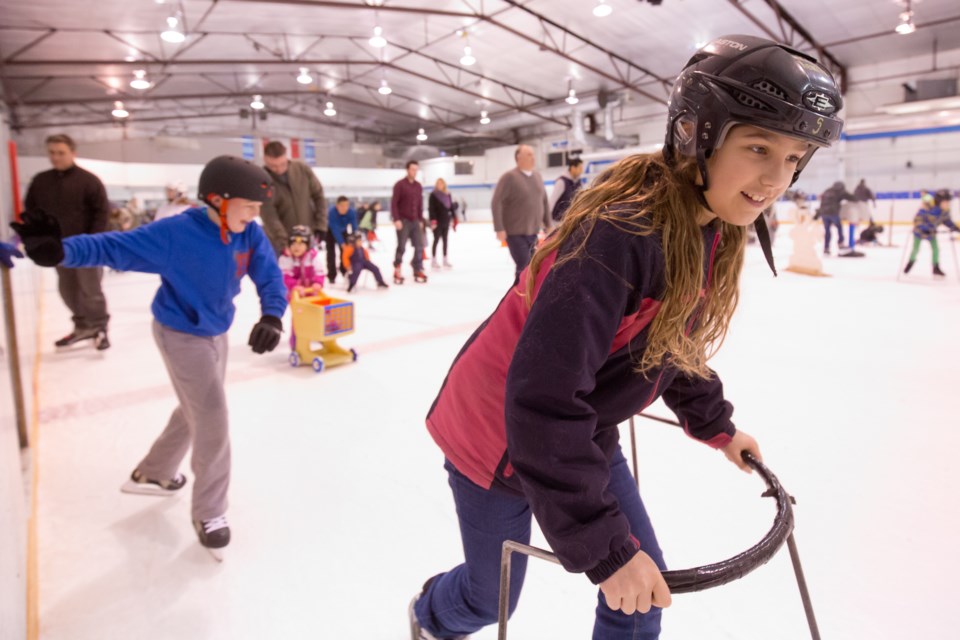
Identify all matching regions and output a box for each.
[498,453,793,596]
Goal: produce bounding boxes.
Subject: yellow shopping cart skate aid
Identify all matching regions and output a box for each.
[288,289,358,373]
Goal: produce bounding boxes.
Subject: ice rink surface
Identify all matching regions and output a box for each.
[31,223,959,639]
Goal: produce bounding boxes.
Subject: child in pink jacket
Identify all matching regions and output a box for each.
[277,225,325,348]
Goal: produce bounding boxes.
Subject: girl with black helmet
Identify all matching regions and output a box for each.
[409,35,843,640]
[11,155,288,560]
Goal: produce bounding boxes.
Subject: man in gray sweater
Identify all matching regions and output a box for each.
[492,145,550,284]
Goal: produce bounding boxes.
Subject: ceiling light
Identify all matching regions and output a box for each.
[460,45,476,66]
[296,67,313,85]
[251,94,265,110]
[895,12,916,34]
[161,15,186,43]
[378,79,392,95]
[111,101,129,118]
[895,1,916,35]
[593,0,613,18]
[130,69,151,90]
[416,128,428,142]
[479,110,490,125]
[565,88,579,105]
[324,101,337,116]
[369,25,387,48]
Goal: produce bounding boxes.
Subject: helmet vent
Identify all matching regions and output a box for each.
[733,90,774,112]
[752,80,788,100]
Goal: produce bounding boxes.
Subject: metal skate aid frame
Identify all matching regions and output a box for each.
[497,414,821,640]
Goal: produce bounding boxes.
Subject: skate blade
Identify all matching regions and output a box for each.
[120,480,179,496]
[204,546,224,562]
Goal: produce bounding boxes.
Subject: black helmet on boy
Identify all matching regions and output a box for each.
[197,155,274,243]
[664,35,844,274]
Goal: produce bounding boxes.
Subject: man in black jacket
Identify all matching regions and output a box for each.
[817,181,856,255]
[24,134,111,349]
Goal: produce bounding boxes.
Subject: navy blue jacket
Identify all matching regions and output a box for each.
[426,214,736,584]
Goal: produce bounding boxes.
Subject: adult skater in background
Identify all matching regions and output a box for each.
[409,35,844,640]
[428,178,458,269]
[491,144,550,285]
[12,155,287,559]
[391,160,428,284]
[24,133,112,350]
[816,180,855,255]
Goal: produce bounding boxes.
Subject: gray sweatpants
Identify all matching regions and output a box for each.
[55,265,109,331]
[137,321,231,521]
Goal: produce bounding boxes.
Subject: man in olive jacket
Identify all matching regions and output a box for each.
[260,141,328,255]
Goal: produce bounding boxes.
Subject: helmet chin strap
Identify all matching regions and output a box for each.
[753,213,778,276]
[699,184,778,277]
[218,199,231,244]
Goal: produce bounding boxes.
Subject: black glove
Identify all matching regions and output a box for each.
[9,209,64,267]
[248,315,283,354]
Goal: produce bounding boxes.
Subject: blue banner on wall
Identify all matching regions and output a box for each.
[241,136,255,160]
[304,139,316,166]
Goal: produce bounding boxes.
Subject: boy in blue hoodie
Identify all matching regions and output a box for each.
[12,155,287,557]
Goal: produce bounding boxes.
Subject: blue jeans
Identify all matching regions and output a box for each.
[821,215,843,252]
[505,234,537,285]
[414,450,666,639]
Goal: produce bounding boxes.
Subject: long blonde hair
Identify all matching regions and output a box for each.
[525,152,746,378]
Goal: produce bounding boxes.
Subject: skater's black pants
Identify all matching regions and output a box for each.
[505,234,537,286]
[325,231,347,282]
[56,265,109,331]
[432,223,450,257]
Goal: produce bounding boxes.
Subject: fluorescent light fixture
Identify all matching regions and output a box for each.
[296,67,313,85]
[130,69,151,90]
[378,79,392,95]
[324,101,337,116]
[416,128,428,142]
[593,0,612,18]
[250,95,265,110]
[161,15,185,43]
[111,101,129,118]
[460,46,476,66]
[369,25,387,48]
[479,110,490,125]
[565,88,579,105]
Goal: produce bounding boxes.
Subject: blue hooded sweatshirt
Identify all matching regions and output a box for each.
[62,207,287,336]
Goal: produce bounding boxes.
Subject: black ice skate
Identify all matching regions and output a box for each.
[903,260,915,274]
[193,515,230,562]
[413,271,428,283]
[393,266,405,285]
[54,327,98,348]
[933,264,946,277]
[120,468,187,496]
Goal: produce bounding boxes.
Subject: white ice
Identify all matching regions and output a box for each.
[32,223,960,639]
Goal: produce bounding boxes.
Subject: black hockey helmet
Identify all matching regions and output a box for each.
[664,35,844,275]
[665,35,843,189]
[198,155,273,207]
[933,188,952,207]
[289,224,312,246]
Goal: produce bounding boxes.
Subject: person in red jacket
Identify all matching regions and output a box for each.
[409,35,844,640]
[391,160,427,284]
